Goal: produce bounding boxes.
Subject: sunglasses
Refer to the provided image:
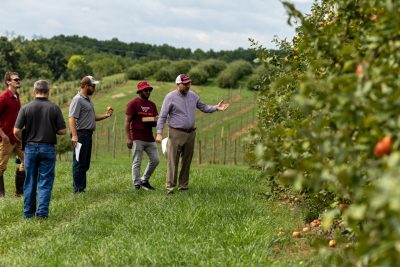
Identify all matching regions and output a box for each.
[12,78,20,82]
[143,89,152,93]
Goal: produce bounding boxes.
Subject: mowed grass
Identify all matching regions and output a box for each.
[0,156,311,266]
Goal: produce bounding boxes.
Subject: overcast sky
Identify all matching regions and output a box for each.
[0,0,313,51]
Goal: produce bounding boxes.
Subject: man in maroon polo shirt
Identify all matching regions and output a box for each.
[0,71,25,197]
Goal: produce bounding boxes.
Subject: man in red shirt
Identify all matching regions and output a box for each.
[125,81,159,190]
[0,72,25,197]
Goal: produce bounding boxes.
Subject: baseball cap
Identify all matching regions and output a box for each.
[175,74,192,84]
[81,75,99,87]
[137,80,153,92]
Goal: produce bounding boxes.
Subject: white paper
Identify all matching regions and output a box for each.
[161,137,168,155]
[75,142,82,162]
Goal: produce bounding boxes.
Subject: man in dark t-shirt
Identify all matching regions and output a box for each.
[125,81,159,190]
[14,80,66,219]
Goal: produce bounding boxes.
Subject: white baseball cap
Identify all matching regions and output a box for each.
[81,75,99,86]
[175,73,192,84]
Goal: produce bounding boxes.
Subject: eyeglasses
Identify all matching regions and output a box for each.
[12,78,20,82]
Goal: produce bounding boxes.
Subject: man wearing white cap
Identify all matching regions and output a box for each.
[68,75,113,193]
[156,73,229,194]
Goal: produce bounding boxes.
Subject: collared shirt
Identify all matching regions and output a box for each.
[0,89,21,144]
[15,98,66,144]
[156,90,217,134]
[68,93,96,130]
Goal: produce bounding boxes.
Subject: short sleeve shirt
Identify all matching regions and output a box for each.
[15,98,66,144]
[69,93,96,130]
[126,97,158,142]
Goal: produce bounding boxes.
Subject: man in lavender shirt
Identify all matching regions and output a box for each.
[156,73,229,194]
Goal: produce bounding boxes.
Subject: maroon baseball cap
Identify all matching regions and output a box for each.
[137,80,153,92]
[175,74,192,84]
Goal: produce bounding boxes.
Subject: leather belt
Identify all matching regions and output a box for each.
[171,127,196,133]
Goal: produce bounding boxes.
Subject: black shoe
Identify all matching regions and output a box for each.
[141,181,155,190]
[134,184,141,190]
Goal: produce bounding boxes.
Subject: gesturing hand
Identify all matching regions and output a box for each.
[216,100,229,111]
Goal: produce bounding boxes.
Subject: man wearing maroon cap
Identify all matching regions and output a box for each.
[0,71,25,197]
[125,80,159,190]
[156,74,229,194]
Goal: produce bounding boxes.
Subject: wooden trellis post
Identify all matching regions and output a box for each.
[198,139,202,165]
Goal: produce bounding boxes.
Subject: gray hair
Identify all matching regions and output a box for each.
[33,80,50,94]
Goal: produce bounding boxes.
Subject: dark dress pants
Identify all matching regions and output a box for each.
[72,130,93,193]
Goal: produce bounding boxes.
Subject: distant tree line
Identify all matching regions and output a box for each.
[0,34,275,89]
[44,35,258,62]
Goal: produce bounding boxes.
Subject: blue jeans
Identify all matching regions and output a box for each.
[132,141,159,185]
[24,143,56,218]
[72,130,93,193]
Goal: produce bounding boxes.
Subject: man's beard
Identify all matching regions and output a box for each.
[139,92,149,100]
[180,88,189,95]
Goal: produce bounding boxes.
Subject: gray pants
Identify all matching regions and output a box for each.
[131,141,159,186]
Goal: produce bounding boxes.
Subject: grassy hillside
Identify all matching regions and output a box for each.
[53,75,257,165]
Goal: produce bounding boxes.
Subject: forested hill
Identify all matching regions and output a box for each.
[0,34,268,82]
[42,35,258,62]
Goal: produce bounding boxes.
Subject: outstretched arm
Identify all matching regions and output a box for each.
[95,107,113,121]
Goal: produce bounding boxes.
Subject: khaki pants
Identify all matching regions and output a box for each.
[166,128,196,192]
[0,140,24,176]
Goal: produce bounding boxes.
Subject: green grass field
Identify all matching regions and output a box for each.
[0,75,330,266]
[0,156,319,266]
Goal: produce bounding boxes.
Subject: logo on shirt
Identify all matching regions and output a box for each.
[141,106,150,113]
